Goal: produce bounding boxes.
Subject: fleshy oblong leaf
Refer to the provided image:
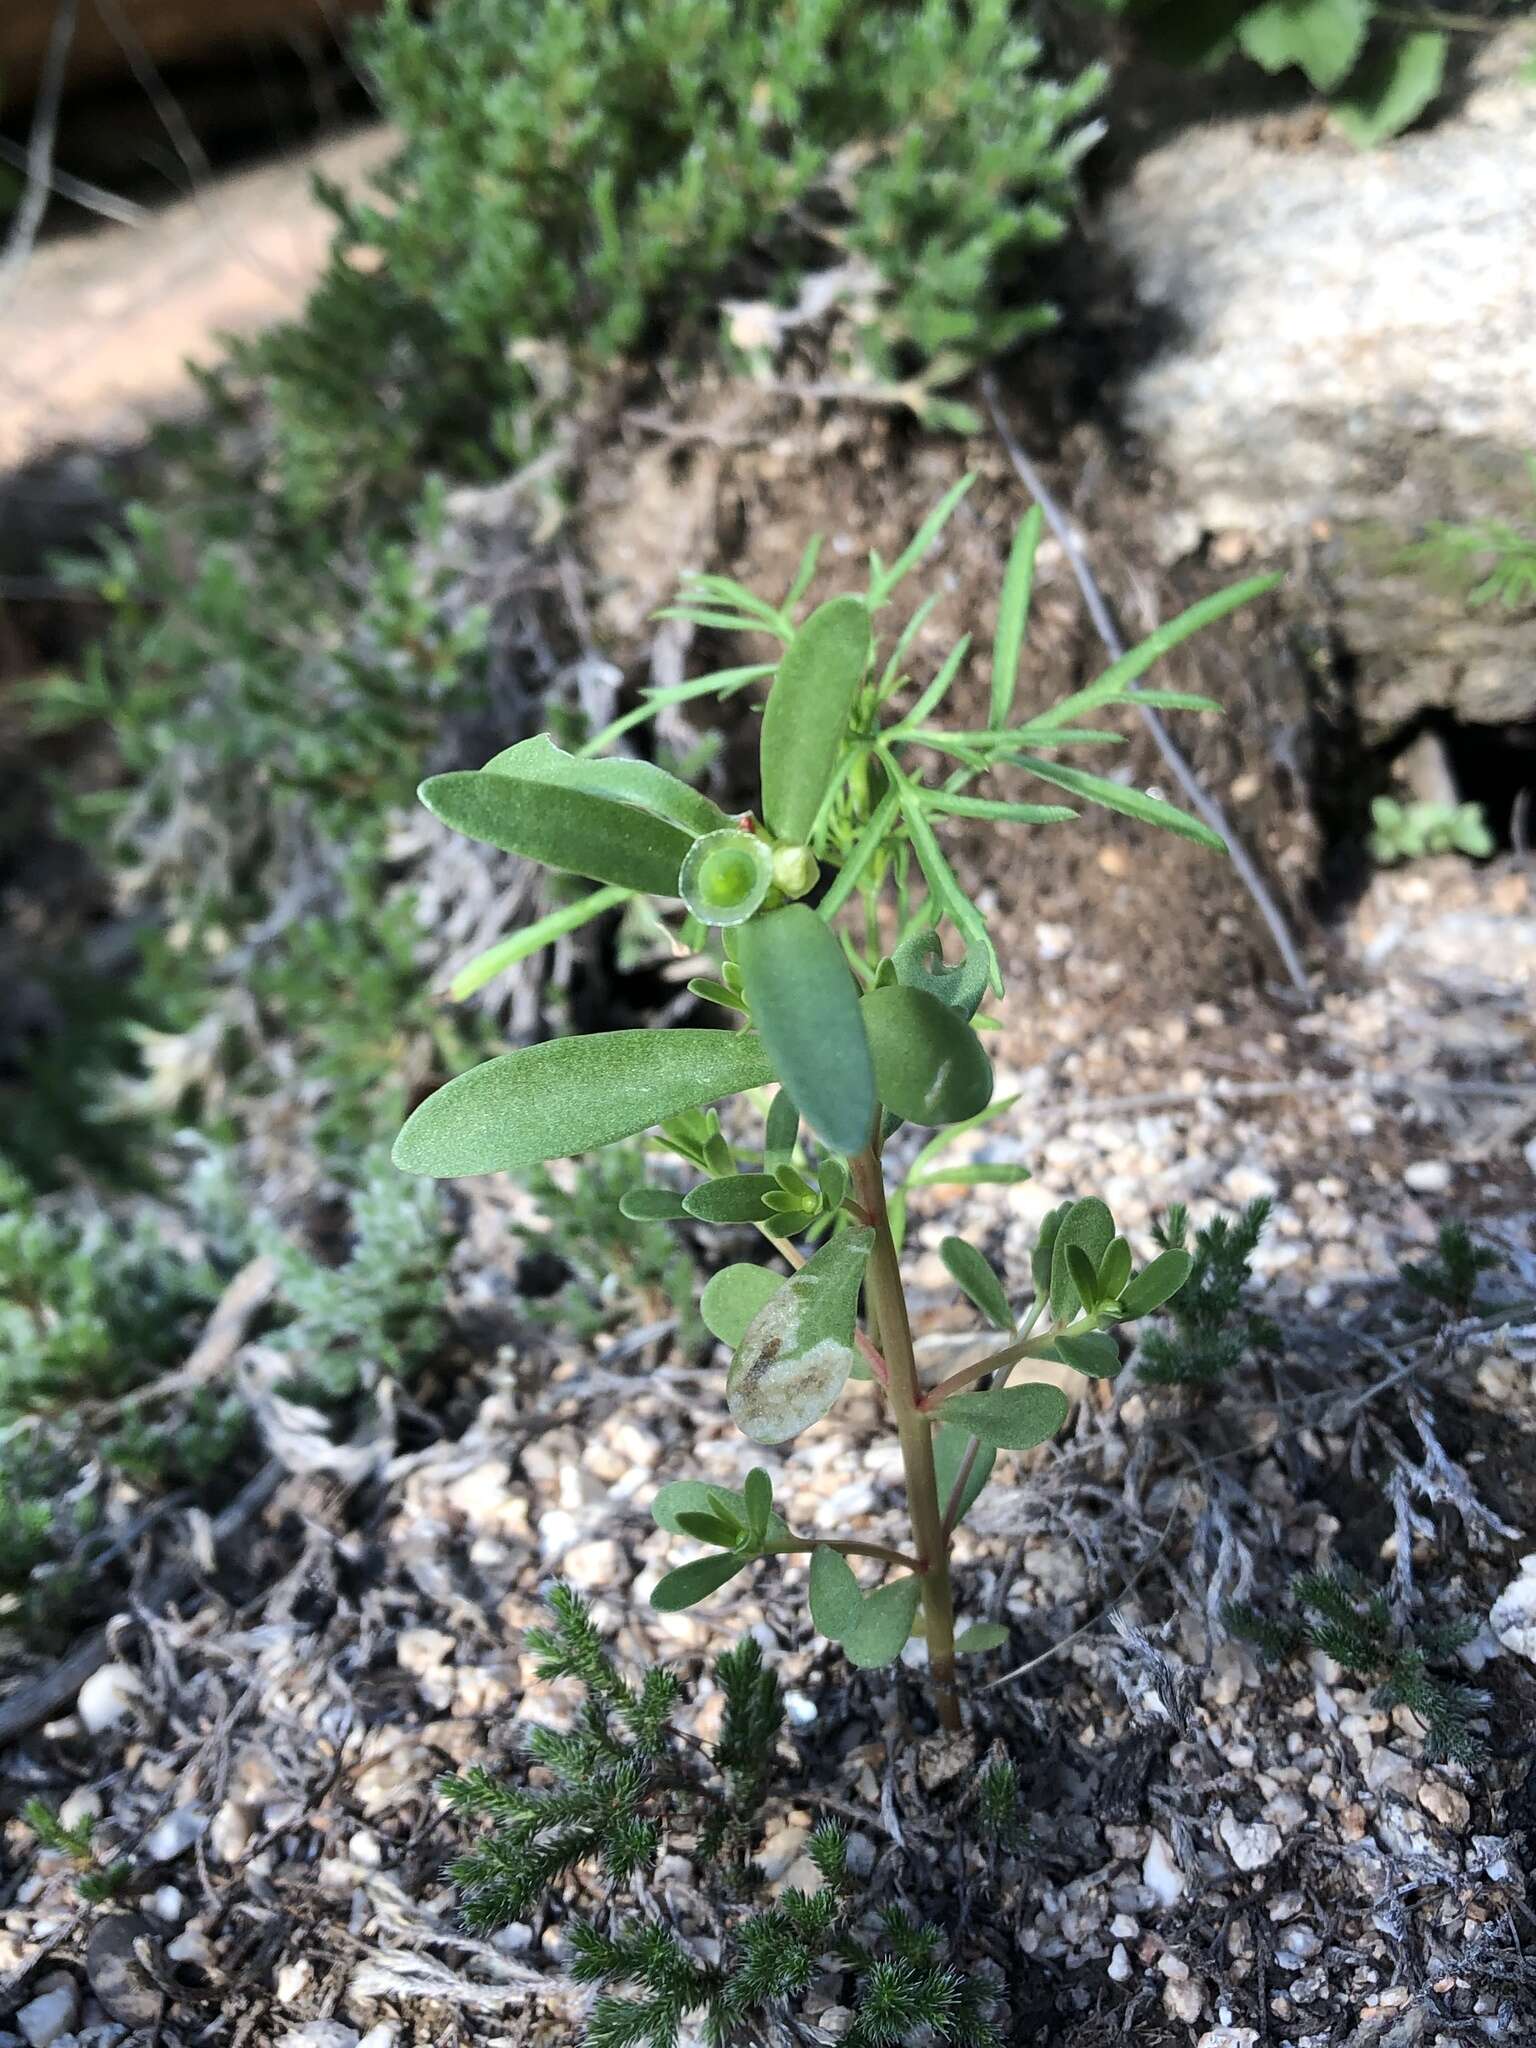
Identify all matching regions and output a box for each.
[760,594,872,844]
[861,985,993,1128]
[1049,1197,1115,1321]
[618,1188,688,1221]
[955,1621,1010,1655]
[682,1174,780,1224]
[940,1236,1014,1333]
[482,733,729,840]
[844,1575,922,1669]
[933,1421,996,1530]
[651,1553,746,1612]
[1051,1331,1123,1380]
[700,1264,784,1348]
[726,1227,873,1445]
[393,1028,775,1177]
[736,906,875,1157]
[809,1547,864,1643]
[420,770,692,895]
[1118,1248,1194,1319]
[940,1383,1070,1451]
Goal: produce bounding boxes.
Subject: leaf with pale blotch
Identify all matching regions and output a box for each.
[844,1576,922,1669]
[939,1383,1070,1451]
[809,1547,863,1643]
[726,1228,873,1445]
[393,1029,775,1177]
[700,1265,783,1349]
[1049,1198,1115,1321]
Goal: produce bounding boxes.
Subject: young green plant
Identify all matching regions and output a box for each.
[394,479,1275,1729]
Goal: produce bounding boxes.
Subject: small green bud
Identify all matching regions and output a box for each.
[678,829,774,926]
[770,842,819,900]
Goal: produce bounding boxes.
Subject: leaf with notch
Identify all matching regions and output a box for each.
[940,1237,1014,1332]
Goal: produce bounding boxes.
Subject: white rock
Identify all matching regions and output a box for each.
[76,1664,141,1735]
[274,1959,315,2006]
[1142,1830,1186,1905]
[1418,1780,1471,1830]
[1164,1975,1204,2025]
[561,1538,625,1592]
[209,1799,253,1864]
[1404,1159,1452,1195]
[277,2028,358,2048]
[784,1690,818,1727]
[1108,1942,1133,1984]
[1217,1809,1282,1872]
[1490,1556,1536,1663]
[1197,2031,1259,2048]
[149,1885,185,1922]
[16,1978,79,2048]
[358,2027,399,2048]
[1224,1164,1278,1205]
[144,1807,206,1863]
[395,1628,455,1676]
[57,1789,102,1833]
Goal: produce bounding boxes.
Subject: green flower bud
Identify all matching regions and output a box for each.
[679,829,775,927]
[771,842,819,900]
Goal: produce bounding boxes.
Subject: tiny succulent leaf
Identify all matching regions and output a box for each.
[674,1510,740,1546]
[1051,1331,1122,1380]
[809,1546,864,1642]
[844,1575,922,1669]
[940,1237,1014,1332]
[726,1228,873,1444]
[1098,1235,1133,1304]
[736,906,876,1156]
[743,1467,773,1546]
[933,1421,996,1529]
[1119,1247,1195,1319]
[393,1029,775,1177]
[482,733,729,840]
[419,770,693,896]
[955,1621,1010,1655]
[861,985,993,1128]
[700,1264,784,1349]
[618,1188,688,1221]
[764,1088,799,1172]
[651,1479,793,1554]
[760,594,872,843]
[682,1174,781,1224]
[817,1156,850,1215]
[940,1383,1070,1450]
[1049,1197,1115,1321]
[1032,1203,1068,1298]
[1065,1243,1101,1315]
[651,1553,746,1611]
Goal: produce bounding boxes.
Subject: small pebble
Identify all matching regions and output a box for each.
[144,1808,206,1863]
[1108,1942,1132,1984]
[1218,1810,1283,1872]
[76,1666,141,1736]
[16,1976,79,2048]
[1403,1159,1451,1194]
